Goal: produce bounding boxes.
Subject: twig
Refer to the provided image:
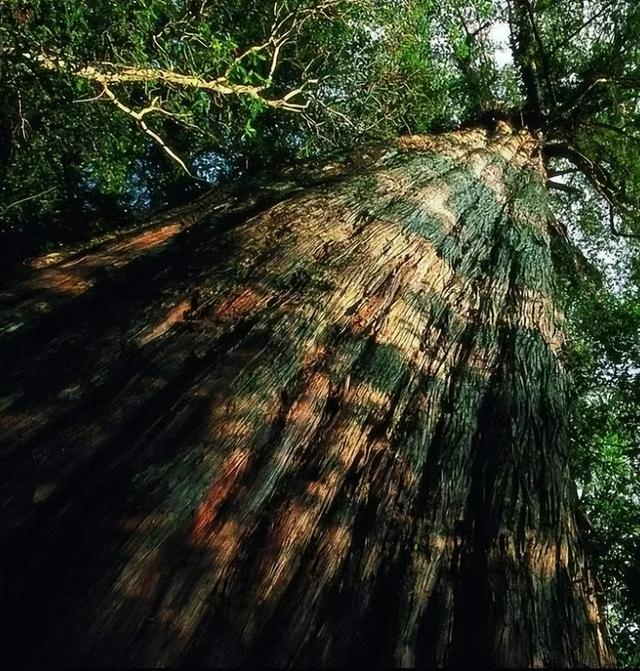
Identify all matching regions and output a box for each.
[545,142,640,238]
[73,90,107,104]
[0,187,56,215]
[16,91,31,140]
[609,205,640,239]
[100,84,200,179]
[547,180,582,197]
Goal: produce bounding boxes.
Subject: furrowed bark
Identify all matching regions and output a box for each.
[0,123,614,667]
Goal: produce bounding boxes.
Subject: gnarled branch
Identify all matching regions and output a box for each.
[32,54,315,113]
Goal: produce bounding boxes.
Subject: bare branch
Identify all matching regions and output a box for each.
[551,0,617,55]
[100,84,199,179]
[73,90,108,104]
[547,180,582,197]
[554,77,611,121]
[13,0,357,180]
[0,187,56,216]
[30,50,319,113]
[547,168,577,178]
[609,205,640,239]
[545,142,640,238]
[15,91,31,140]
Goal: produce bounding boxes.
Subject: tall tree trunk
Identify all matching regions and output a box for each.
[0,123,614,667]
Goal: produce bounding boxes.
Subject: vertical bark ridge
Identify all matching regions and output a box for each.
[0,124,614,667]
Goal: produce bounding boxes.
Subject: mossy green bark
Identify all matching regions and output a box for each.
[0,125,614,667]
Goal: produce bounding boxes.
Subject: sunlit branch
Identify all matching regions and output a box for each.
[100,84,198,178]
[13,1,350,181]
[31,54,316,112]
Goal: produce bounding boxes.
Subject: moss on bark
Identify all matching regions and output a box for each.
[0,124,614,667]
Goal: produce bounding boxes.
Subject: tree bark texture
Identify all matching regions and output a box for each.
[0,124,614,667]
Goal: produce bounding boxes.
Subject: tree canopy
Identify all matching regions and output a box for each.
[1,0,639,663]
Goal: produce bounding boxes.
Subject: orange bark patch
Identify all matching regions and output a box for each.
[191,447,251,543]
[288,372,330,424]
[210,287,265,321]
[137,298,191,346]
[26,223,182,296]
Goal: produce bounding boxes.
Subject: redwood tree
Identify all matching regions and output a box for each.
[0,123,615,666]
[2,0,640,667]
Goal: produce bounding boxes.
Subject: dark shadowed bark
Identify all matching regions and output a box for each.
[0,123,614,667]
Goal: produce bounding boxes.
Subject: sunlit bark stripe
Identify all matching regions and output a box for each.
[0,125,613,667]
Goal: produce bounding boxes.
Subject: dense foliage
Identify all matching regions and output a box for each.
[1,0,639,663]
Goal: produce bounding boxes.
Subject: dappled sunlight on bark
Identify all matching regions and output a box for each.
[0,125,613,667]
